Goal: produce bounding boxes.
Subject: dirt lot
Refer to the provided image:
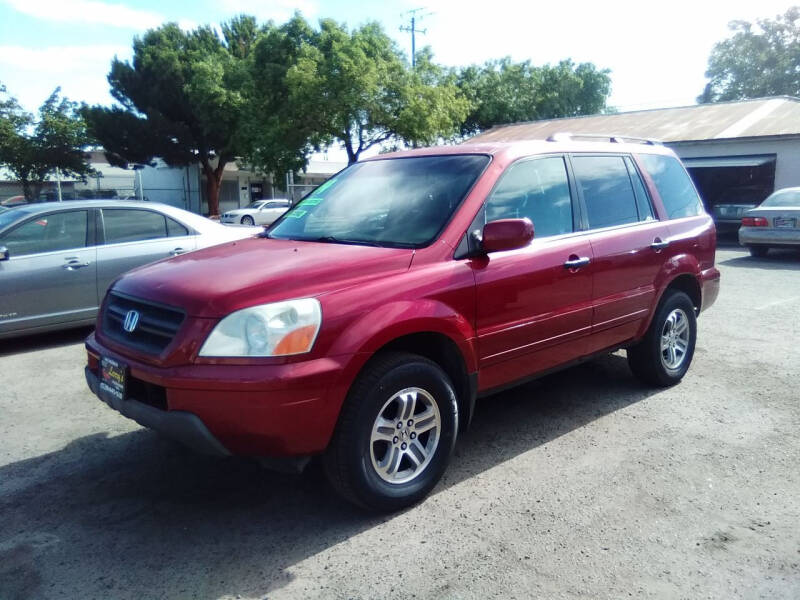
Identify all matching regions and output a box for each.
[1,242,799,600]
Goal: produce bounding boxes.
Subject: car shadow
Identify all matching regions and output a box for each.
[0,353,657,599]
[0,326,93,358]
[718,248,800,271]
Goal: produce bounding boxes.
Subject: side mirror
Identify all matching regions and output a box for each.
[0,246,8,261]
[482,218,534,253]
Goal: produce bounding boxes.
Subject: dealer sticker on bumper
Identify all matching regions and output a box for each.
[99,356,127,404]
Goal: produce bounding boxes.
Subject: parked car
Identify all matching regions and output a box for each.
[739,187,800,257]
[711,185,771,229]
[1,195,28,207]
[84,138,720,511]
[220,199,291,226]
[0,200,261,339]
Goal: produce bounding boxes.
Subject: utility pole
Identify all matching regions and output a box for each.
[400,7,432,68]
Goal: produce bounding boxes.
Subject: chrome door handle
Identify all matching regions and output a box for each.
[63,259,90,270]
[564,256,591,269]
[170,247,187,256]
[650,239,670,250]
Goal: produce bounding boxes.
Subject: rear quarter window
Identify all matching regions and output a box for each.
[639,154,704,219]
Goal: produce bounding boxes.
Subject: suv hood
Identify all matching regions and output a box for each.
[112,236,414,317]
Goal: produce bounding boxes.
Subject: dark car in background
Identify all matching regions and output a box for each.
[711,185,771,230]
[0,200,260,339]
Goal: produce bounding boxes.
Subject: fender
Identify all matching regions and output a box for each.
[636,252,702,338]
[329,299,478,373]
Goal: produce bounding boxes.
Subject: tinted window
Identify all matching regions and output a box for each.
[265,202,286,209]
[103,209,168,243]
[639,154,704,219]
[1,210,88,257]
[625,157,655,221]
[269,155,490,248]
[486,156,573,238]
[166,217,189,237]
[573,155,639,229]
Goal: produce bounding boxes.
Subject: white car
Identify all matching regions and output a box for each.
[220,199,291,226]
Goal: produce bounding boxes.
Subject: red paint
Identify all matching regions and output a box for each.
[86,140,719,458]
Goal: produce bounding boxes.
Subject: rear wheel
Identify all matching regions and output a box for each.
[748,245,769,258]
[323,352,458,512]
[628,290,697,387]
[240,215,255,226]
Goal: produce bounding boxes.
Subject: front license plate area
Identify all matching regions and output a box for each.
[774,217,796,229]
[99,356,127,405]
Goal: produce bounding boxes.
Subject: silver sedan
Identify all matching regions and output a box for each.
[0,200,261,339]
[739,187,800,257]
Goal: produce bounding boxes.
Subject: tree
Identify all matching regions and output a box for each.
[0,86,93,201]
[455,58,612,137]
[699,7,800,103]
[281,19,469,164]
[83,20,257,216]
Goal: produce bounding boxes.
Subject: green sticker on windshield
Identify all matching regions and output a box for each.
[286,209,307,219]
[301,197,322,206]
[312,178,336,196]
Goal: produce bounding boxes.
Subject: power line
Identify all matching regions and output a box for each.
[399,7,433,68]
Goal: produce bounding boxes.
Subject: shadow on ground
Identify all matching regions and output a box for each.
[0,354,656,600]
[718,248,800,271]
[0,326,93,358]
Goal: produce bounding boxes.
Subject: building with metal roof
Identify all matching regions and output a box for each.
[469,97,800,228]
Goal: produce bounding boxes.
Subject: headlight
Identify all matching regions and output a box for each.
[198,298,321,357]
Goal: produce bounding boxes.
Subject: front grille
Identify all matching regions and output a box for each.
[103,292,185,355]
[128,376,167,411]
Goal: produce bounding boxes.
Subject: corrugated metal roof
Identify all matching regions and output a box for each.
[468,97,800,144]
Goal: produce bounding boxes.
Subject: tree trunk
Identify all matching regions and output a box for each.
[206,176,221,217]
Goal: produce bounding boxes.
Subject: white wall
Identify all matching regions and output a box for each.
[669,138,800,191]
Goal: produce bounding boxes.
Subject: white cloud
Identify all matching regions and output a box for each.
[218,0,318,22]
[0,45,128,111]
[3,0,164,29]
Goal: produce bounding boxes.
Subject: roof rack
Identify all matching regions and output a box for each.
[546,132,662,145]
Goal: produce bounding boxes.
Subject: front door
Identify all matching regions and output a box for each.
[472,155,594,391]
[0,209,98,335]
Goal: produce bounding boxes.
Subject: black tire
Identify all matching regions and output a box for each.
[322,352,459,512]
[627,290,697,387]
[748,245,768,258]
[240,215,255,226]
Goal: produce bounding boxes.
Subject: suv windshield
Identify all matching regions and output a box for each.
[268,154,490,248]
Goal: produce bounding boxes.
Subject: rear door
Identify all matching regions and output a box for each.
[0,209,98,335]
[473,155,594,390]
[261,200,289,225]
[569,154,671,350]
[96,208,197,296]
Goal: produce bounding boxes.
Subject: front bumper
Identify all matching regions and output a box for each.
[85,333,359,457]
[85,367,230,456]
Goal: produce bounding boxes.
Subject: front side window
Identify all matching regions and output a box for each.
[268,155,490,248]
[102,209,168,244]
[485,156,573,238]
[1,210,88,257]
[572,155,639,229]
[639,154,704,219]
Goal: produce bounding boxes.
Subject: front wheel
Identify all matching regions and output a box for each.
[628,290,697,387]
[240,215,255,226]
[323,352,458,512]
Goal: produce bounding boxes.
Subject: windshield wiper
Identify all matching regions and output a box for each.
[307,236,386,247]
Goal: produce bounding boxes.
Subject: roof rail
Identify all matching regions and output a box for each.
[546,132,662,145]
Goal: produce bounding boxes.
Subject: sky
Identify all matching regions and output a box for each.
[1,0,798,116]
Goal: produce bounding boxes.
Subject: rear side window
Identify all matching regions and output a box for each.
[486,156,573,238]
[624,157,655,221]
[1,210,88,256]
[166,217,189,237]
[572,155,639,229]
[639,154,704,219]
[103,209,168,243]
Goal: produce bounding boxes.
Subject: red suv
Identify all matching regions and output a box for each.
[85,137,720,511]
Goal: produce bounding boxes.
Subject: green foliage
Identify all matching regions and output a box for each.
[277,19,468,163]
[0,85,93,201]
[83,21,257,215]
[455,58,612,136]
[699,7,800,103]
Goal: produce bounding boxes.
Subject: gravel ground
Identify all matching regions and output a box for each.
[1,242,798,600]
